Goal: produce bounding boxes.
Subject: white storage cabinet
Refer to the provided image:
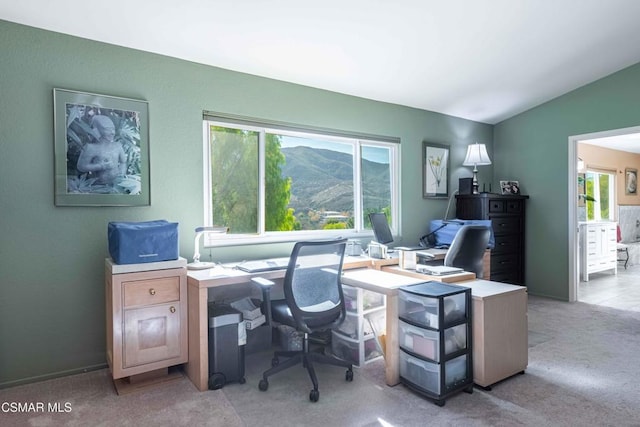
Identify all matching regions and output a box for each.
[332,284,386,367]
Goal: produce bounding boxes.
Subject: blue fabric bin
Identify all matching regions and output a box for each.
[108,220,179,264]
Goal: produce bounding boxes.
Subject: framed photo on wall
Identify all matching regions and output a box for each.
[626,168,637,195]
[53,88,150,206]
[423,142,449,198]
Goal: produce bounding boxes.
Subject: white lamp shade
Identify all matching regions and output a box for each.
[463,143,492,166]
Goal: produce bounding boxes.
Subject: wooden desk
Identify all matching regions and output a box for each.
[185,255,378,391]
[458,279,528,388]
[374,248,490,279]
[185,254,522,391]
[381,266,476,283]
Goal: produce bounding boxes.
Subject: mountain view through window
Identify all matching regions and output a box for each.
[206,122,397,239]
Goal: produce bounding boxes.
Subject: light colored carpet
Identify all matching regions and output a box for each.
[2,295,640,426]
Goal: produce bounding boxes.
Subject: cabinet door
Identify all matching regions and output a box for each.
[123,302,182,368]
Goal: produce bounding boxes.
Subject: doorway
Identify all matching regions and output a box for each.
[568,126,640,309]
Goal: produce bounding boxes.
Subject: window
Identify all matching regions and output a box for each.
[203,118,399,245]
[585,169,615,221]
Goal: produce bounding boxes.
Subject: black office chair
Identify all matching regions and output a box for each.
[255,239,353,402]
[443,225,491,278]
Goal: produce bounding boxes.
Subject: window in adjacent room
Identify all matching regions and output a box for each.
[584,169,615,221]
[202,116,399,245]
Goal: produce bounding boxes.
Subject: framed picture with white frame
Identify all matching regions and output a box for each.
[423,142,449,199]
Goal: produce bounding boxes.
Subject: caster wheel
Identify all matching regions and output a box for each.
[464,385,474,394]
[258,379,269,391]
[271,357,279,367]
[434,400,445,407]
[345,369,354,382]
[309,389,319,402]
[239,377,246,384]
[208,373,226,390]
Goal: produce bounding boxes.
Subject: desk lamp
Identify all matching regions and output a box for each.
[187,226,229,270]
[462,142,492,194]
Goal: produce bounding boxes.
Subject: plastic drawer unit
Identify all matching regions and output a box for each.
[398,281,473,406]
[332,284,386,367]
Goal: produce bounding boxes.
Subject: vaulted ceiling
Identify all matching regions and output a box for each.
[2,0,640,124]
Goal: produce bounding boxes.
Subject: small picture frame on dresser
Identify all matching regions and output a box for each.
[500,180,520,195]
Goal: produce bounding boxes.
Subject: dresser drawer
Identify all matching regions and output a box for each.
[123,276,180,307]
[491,253,520,274]
[492,234,521,254]
[489,200,505,213]
[489,270,521,284]
[490,217,521,235]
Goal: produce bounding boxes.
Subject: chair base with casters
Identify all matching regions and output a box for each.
[258,329,354,402]
[251,239,354,403]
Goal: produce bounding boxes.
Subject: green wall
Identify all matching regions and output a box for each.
[494,63,640,300]
[0,20,493,387]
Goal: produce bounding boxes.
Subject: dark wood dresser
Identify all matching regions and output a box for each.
[455,193,529,285]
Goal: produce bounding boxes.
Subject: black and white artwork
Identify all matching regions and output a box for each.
[53,89,149,206]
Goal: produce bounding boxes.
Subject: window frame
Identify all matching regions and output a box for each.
[585,168,616,222]
[201,118,400,247]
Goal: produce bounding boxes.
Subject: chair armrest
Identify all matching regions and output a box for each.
[251,277,275,287]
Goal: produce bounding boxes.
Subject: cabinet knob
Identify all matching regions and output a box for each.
[149,288,156,295]
[170,306,176,313]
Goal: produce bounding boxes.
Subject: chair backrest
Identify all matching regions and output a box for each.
[443,225,491,277]
[284,239,347,334]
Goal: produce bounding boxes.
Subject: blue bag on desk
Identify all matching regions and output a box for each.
[108,220,179,264]
[429,219,495,249]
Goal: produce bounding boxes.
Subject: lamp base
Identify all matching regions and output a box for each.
[472,168,479,194]
[187,261,216,270]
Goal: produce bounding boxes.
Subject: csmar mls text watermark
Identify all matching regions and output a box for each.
[2,401,72,413]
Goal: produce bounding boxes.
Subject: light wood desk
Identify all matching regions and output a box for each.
[186,255,377,391]
[185,253,515,391]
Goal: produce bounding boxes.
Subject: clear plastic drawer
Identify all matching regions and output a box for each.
[445,354,468,390]
[398,287,467,329]
[343,285,385,313]
[331,331,383,366]
[400,350,440,394]
[400,350,470,395]
[335,312,358,339]
[399,319,439,361]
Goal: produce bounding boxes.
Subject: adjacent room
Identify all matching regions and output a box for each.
[2,1,640,425]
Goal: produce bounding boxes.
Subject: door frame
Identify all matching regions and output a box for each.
[568,125,640,302]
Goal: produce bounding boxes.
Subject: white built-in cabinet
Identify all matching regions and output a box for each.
[579,222,617,281]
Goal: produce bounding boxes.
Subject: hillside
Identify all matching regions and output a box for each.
[281,146,390,214]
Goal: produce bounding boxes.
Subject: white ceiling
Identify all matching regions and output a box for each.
[2,0,640,124]
[581,133,640,154]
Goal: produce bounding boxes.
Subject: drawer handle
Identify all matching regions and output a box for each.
[170,306,176,313]
[149,288,156,296]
